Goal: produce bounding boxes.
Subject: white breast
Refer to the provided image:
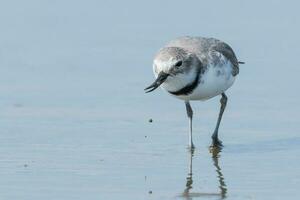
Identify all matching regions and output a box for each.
[172,56,236,101]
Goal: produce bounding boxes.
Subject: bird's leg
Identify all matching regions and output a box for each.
[211,93,227,147]
[185,101,195,149]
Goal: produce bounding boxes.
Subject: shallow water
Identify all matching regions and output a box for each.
[0,0,300,199]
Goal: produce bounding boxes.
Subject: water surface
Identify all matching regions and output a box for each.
[0,1,299,199]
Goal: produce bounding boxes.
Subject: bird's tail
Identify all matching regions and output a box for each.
[238,61,245,64]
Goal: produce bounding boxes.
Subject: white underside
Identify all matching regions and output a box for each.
[162,61,236,101]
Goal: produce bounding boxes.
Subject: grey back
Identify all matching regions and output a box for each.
[166,36,239,76]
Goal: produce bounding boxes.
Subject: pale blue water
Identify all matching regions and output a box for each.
[0,1,299,199]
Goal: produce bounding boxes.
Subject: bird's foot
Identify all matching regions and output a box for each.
[209,139,223,155]
[187,143,195,152]
[210,137,223,149]
[209,143,222,157]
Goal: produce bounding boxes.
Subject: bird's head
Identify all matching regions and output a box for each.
[145,47,202,93]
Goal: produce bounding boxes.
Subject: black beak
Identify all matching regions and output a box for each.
[144,72,169,93]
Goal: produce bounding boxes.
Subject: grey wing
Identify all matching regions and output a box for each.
[210,41,240,76]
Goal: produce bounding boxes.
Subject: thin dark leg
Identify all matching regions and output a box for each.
[185,101,195,149]
[211,93,227,147]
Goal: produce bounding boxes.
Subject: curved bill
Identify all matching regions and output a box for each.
[144,71,169,93]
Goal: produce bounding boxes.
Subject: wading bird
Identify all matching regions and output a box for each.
[145,36,243,149]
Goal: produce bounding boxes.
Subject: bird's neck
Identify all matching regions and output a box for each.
[162,68,201,96]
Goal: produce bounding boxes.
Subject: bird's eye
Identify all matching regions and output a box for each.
[175,61,183,67]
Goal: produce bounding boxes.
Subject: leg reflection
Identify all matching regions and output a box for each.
[183,148,194,198]
[210,147,227,199]
[181,147,227,199]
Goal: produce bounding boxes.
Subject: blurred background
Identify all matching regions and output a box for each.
[0,0,299,199]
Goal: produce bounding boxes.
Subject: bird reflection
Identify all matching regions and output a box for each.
[181,147,227,199]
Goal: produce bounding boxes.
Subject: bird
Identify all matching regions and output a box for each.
[144,36,244,149]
